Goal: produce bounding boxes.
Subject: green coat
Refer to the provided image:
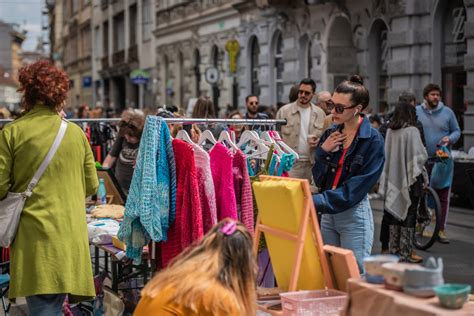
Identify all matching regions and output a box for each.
[0,104,99,302]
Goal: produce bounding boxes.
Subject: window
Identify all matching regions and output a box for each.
[129,4,137,46]
[94,26,101,58]
[250,36,259,95]
[142,0,153,40]
[103,21,109,56]
[81,26,91,57]
[72,0,80,14]
[274,33,284,103]
[194,49,201,97]
[307,41,313,78]
[113,13,125,52]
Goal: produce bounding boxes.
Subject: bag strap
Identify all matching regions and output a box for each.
[25,120,68,196]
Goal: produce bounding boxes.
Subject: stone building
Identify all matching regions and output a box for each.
[91,0,157,111]
[48,0,474,149]
[235,0,473,149]
[53,0,94,107]
[0,21,26,83]
[153,0,244,116]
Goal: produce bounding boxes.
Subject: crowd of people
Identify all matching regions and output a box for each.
[0,59,462,315]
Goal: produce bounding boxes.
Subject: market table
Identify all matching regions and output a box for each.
[341,278,474,316]
[91,242,150,293]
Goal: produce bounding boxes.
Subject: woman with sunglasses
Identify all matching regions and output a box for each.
[312,75,385,273]
[103,109,145,193]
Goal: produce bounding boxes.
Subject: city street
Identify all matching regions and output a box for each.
[370,199,474,291]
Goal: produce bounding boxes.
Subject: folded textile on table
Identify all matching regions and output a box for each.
[91,204,125,219]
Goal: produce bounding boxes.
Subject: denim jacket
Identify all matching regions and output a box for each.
[312,115,385,214]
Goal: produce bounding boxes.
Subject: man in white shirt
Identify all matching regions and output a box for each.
[276,78,327,184]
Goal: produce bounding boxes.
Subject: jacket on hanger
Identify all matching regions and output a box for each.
[162,139,203,267]
[118,116,176,263]
[233,150,254,234]
[209,143,237,221]
[193,144,217,233]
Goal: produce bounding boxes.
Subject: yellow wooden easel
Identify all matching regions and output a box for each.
[253,176,334,314]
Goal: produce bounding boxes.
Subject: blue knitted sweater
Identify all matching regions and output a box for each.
[117,116,176,262]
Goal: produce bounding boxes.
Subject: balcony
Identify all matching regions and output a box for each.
[101,56,109,69]
[112,50,125,65]
[128,45,138,63]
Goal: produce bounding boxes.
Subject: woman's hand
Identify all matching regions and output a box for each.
[321,131,346,153]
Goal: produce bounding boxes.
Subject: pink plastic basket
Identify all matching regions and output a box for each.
[280,289,347,316]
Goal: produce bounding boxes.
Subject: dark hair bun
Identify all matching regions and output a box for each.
[349,75,364,85]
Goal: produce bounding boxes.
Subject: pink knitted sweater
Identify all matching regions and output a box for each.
[162,139,203,267]
[209,143,237,221]
[193,144,217,233]
[233,150,254,234]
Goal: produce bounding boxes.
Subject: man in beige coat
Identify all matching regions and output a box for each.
[276,78,327,185]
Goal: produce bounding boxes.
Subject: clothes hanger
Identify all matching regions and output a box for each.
[198,129,217,147]
[218,130,240,152]
[176,129,195,144]
[237,130,260,148]
[265,130,299,160]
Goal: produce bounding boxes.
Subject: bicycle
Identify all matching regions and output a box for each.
[414,158,442,250]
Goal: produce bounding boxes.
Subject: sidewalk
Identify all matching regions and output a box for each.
[370,198,474,290]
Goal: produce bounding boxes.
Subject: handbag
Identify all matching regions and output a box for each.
[430,145,454,190]
[0,120,68,247]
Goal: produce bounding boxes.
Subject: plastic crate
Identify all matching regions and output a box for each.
[280,289,347,316]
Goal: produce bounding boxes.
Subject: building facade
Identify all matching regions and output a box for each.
[49,0,474,149]
[234,0,473,149]
[91,0,157,111]
[153,0,244,116]
[54,0,94,107]
[0,21,26,83]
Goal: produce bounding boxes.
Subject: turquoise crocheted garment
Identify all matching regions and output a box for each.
[117,116,176,262]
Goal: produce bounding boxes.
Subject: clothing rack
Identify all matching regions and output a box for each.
[0,117,287,126]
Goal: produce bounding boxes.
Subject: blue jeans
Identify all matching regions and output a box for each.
[26,294,66,316]
[321,195,374,274]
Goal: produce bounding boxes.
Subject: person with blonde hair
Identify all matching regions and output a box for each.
[134,219,257,316]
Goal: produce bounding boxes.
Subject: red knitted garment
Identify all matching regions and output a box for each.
[233,150,254,234]
[209,143,238,221]
[161,139,203,267]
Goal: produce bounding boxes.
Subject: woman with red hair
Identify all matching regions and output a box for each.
[0,60,99,315]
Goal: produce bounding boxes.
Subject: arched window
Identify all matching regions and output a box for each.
[299,35,312,78]
[193,49,201,97]
[250,36,260,95]
[274,32,284,103]
[368,19,389,112]
[178,52,184,108]
[307,40,313,78]
[211,45,220,115]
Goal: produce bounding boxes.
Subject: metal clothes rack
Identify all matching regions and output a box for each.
[0,117,287,126]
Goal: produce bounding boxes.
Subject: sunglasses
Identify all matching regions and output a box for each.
[327,100,359,114]
[249,101,259,105]
[298,90,312,96]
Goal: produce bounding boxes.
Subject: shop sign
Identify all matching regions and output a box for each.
[225,39,240,74]
[82,76,92,88]
[130,69,150,85]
